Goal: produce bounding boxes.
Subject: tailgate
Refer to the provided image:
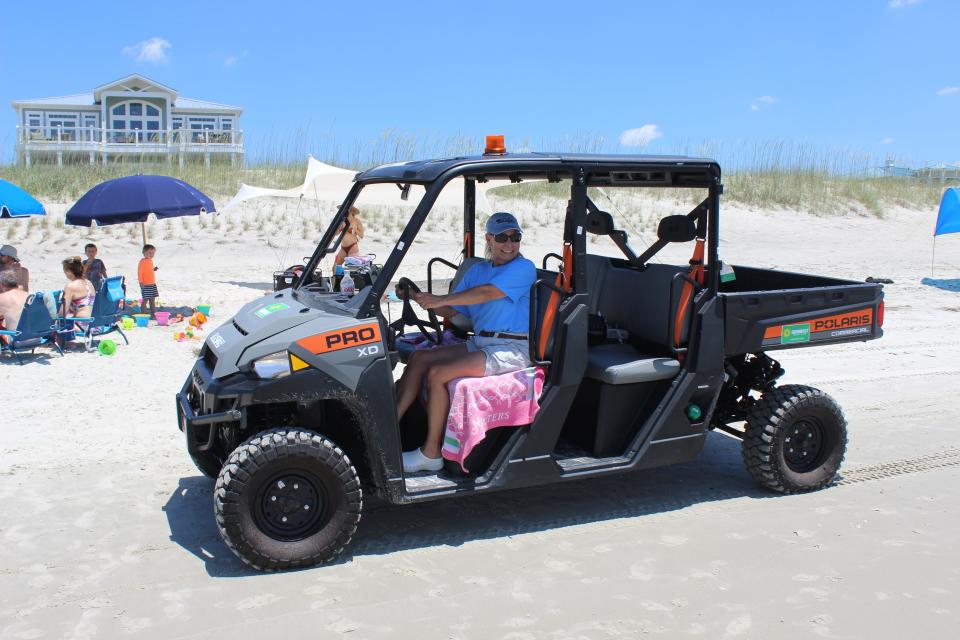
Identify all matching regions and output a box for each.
[722,281,884,355]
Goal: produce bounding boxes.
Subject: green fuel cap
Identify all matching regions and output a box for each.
[685,403,703,421]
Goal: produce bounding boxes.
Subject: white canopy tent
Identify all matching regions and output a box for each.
[223,156,494,212]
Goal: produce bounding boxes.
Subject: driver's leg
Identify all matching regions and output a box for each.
[395,344,467,421]
[421,351,487,459]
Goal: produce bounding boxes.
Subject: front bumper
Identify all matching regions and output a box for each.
[177,357,252,456]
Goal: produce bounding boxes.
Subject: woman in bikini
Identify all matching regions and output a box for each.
[61,256,96,320]
[334,207,365,266]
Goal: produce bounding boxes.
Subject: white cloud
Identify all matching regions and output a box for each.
[888,0,921,7]
[880,137,894,145]
[750,95,776,111]
[224,50,248,68]
[619,125,663,147]
[936,86,960,96]
[123,37,172,64]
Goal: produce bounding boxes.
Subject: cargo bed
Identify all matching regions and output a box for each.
[720,265,884,356]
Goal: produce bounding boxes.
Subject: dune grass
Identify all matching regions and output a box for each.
[0,132,949,217]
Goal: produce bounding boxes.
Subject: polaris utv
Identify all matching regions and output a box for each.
[177,144,885,571]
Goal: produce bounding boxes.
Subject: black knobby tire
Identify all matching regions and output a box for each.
[189,450,224,479]
[215,428,362,571]
[742,384,847,494]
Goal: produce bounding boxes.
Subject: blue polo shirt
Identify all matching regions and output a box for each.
[451,256,537,334]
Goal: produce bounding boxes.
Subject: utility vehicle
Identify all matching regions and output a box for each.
[177,139,885,570]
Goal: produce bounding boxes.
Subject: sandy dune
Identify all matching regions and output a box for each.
[1,197,959,638]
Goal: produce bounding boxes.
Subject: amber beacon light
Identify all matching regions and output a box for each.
[484,134,506,155]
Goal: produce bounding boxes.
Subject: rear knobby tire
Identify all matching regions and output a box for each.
[215,428,362,571]
[742,384,847,494]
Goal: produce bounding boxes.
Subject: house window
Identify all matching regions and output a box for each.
[110,101,162,142]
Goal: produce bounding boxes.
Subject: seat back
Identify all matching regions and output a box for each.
[590,257,688,351]
[447,257,484,332]
[90,276,125,326]
[14,294,56,343]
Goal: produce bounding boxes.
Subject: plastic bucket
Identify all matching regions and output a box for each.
[196,304,211,316]
[121,316,135,329]
[155,311,171,326]
[133,314,150,327]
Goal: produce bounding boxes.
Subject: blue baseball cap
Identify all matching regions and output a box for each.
[485,212,522,235]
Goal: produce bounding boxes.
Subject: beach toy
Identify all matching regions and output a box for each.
[98,339,116,356]
[155,311,171,326]
[169,313,184,324]
[121,316,135,329]
[189,312,207,328]
[196,304,211,316]
[133,314,150,328]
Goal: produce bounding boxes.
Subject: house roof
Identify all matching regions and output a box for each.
[93,73,178,102]
[11,94,98,108]
[11,76,242,113]
[172,97,243,113]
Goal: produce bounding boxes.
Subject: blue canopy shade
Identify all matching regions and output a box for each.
[935,188,960,237]
[0,178,46,218]
[65,175,215,227]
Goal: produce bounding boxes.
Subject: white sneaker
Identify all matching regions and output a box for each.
[402,448,443,473]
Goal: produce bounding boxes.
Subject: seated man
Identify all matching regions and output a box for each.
[0,270,29,344]
[395,212,536,473]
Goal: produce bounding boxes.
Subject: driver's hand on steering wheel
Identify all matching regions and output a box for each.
[413,291,445,310]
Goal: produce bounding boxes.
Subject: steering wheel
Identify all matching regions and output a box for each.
[394,277,443,345]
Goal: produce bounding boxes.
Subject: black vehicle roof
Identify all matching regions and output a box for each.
[356,152,721,185]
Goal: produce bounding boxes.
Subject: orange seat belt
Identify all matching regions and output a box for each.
[673,238,705,352]
[537,243,573,361]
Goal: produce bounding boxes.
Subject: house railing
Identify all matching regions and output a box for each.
[15,125,244,149]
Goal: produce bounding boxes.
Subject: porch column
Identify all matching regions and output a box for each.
[24,151,31,167]
[205,152,211,168]
[89,151,96,165]
[57,151,63,166]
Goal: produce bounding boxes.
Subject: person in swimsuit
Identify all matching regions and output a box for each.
[0,270,29,345]
[334,207,365,267]
[61,256,96,320]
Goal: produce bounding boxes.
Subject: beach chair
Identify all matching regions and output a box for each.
[67,275,129,351]
[0,293,64,364]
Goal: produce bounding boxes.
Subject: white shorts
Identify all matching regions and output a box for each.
[466,335,531,376]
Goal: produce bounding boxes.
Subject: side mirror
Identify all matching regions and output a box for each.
[657,215,697,243]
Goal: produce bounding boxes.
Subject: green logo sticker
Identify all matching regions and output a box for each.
[254,302,290,318]
[781,323,810,344]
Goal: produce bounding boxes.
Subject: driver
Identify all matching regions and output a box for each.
[395,212,536,473]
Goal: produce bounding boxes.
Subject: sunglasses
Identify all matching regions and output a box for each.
[493,232,522,243]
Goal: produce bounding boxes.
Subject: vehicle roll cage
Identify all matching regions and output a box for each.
[296,155,722,320]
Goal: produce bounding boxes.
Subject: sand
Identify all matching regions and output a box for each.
[1,196,959,639]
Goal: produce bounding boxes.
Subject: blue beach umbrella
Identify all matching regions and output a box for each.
[65,175,215,243]
[0,178,46,218]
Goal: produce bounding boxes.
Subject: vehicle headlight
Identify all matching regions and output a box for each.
[251,351,291,379]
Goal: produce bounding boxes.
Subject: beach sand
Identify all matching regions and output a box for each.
[1,197,959,638]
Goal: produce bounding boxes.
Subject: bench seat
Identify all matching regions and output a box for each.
[586,343,680,385]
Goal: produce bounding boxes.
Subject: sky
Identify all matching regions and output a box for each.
[0,0,958,168]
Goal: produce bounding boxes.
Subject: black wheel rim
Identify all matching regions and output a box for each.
[253,470,329,540]
[783,418,826,473]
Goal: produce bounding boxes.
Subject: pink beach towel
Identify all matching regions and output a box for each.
[441,366,546,472]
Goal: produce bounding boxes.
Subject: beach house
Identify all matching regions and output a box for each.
[11,74,243,166]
